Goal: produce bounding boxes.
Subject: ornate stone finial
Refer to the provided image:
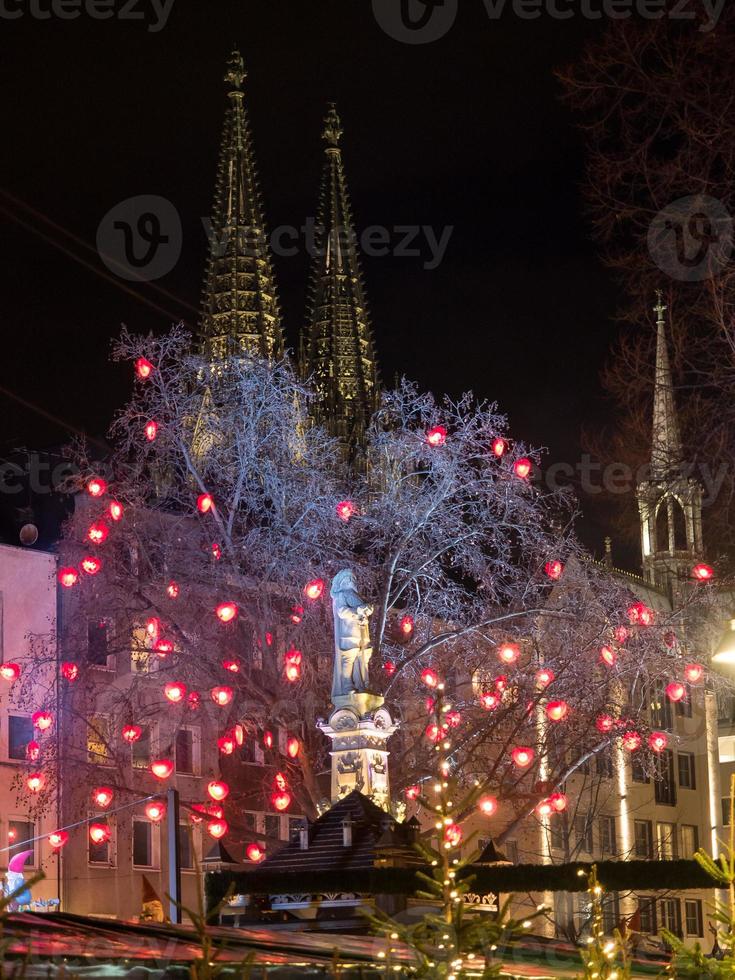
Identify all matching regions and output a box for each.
[323,103,343,149]
[224,49,246,92]
[654,289,667,323]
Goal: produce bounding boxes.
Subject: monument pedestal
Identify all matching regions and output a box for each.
[318,695,399,812]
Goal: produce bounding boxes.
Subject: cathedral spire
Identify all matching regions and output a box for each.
[650,290,683,479]
[300,104,380,446]
[198,50,284,361]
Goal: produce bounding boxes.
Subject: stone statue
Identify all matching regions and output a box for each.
[330,569,374,700]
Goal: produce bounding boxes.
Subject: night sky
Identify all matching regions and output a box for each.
[0,2,623,556]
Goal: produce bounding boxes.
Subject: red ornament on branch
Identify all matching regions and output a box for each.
[304,579,324,601]
[150,759,174,780]
[0,663,20,683]
[535,668,554,688]
[87,478,108,498]
[336,500,357,523]
[89,823,111,845]
[511,747,535,768]
[207,819,228,839]
[263,731,274,750]
[167,581,180,599]
[27,773,45,793]
[271,790,291,812]
[596,714,615,734]
[497,642,520,666]
[145,801,166,823]
[164,682,187,704]
[215,602,238,624]
[87,521,109,546]
[544,560,564,581]
[405,785,420,801]
[627,602,654,626]
[210,686,234,707]
[122,724,142,744]
[622,731,642,752]
[426,425,447,447]
[685,663,704,684]
[649,731,668,753]
[222,659,240,673]
[545,700,569,723]
[400,614,415,637]
[290,606,304,625]
[666,682,686,703]
[154,639,174,657]
[692,563,714,582]
[614,626,629,644]
[491,437,506,458]
[443,824,462,847]
[246,843,264,863]
[32,711,53,732]
[108,501,124,522]
[49,831,69,850]
[480,692,501,711]
[286,736,300,759]
[549,792,567,813]
[144,420,158,442]
[197,493,214,514]
[218,735,235,755]
[514,458,532,480]
[421,668,439,688]
[92,787,114,809]
[600,646,617,668]
[26,741,40,762]
[81,556,102,576]
[207,780,230,802]
[135,357,154,380]
[478,796,498,816]
[58,568,79,589]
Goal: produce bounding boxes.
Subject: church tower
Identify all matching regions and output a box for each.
[300,105,380,447]
[637,292,703,597]
[198,50,284,362]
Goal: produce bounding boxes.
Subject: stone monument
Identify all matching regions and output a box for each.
[318,570,399,811]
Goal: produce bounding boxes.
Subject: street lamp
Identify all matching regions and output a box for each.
[712,619,735,667]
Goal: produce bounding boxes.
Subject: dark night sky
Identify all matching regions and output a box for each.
[0,1,624,556]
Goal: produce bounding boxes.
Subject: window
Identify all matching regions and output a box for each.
[654,750,677,806]
[724,798,733,827]
[596,748,613,779]
[504,840,519,864]
[600,815,617,857]
[87,716,112,766]
[634,820,653,859]
[132,819,157,868]
[88,819,113,866]
[288,817,303,841]
[677,753,696,790]
[8,716,32,761]
[660,898,682,938]
[601,892,620,936]
[631,755,649,784]
[265,814,281,842]
[657,822,677,860]
[549,822,564,852]
[132,726,152,770]
[175,729,196,776]
[681,824,699,859]
[8,820,35,867]
[179,824,194,871]
[650,681,673,731]
[685,899,704,937]
[88,619,111,667]
[242,812,258,833]
[718,691,735,724]
[574,816,593,854]
[676,685,693,719]
[638,896,657,934]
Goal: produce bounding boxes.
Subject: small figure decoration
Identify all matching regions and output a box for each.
[330,569,374,701]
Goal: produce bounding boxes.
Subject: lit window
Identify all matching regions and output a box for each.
[87,717,112,765]
[8,716,32,762]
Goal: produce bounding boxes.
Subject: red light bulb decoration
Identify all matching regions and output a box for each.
[207,780,230,802]
[92,787,114,809]
[596,714,615,734]
[622,731,642,752]
[286,736,300,759]
[304,579,325,601]
[384,661,396,675]
[26,741,40,762]
[218,735,235,755]
[544,560,564,581]
[336,500,357,522]
[27,772,45,793]
[685,663,704,684]
[272,791,291,812]
[145,801,166,823]
[511,747,535,768]
[290,606,304,625]
[536,799,553,818]
[89,823,110,845]
[495,676,508,691]
[191,693,202,712]
[150,759,174,780]
[207,819,228,840]
[87,477,108,498]
[692,563,714,582]
[197,493,214,514]
[210,686,233,707]
[497,642,520,666]
[215,602,238,624]
[246,843,264,863]
[135,357,154,380]
[535,668,554,688]
[649,731,668,753]
[400,614,415,637]
[421,668,439,688]
[167,581,179,599]
[108,501,124,522]
[545,700,569,723]
[614,626,629,644]
[233,724,245,746]
[274,772,288,791]
[405,785,421,801]
[549,792,567,813]
[666,682,686,703]
[600,646,617,668]
[32,711,53,732]
[478,796,498,816]
[87,521,109,546]
[211,542,222,560]
[154,639,174,657]
[443,824,462,848]
[144,420,158,442]
[58,567,79,589]
[480,692,501,711]
[627,602,654,626]
[164,682,187,704]
[514,458,532,480]
[285,649,303,683]
[122,724,142,744]
[49,831,69,850]
[263,731,274,750]
[222,659,240,673]
[0,663,20,683]
[7,829,16,843]
[491,437,506,457]
[426,425,447,447]
[81,556,102,575]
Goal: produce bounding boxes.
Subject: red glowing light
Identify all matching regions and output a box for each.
[627,602,654,626]
[92,787,114,808]
[692,563,714,582]
[145,801,166,823]
[421,668,439,688]
[666,682,686,703]
[405,785,421,800]
[167,581,180,599]
[207,819,228,840]
[215,602,239,624]
[246,843,264,863]
[446,710,462,728]
[600,646,617,668]
[154,638,174,657]
[495,675,508,691]
[210,686,233,707]
[498,642,520,665]
[290,605,304,625]
[285,648,303,683]
[274,772,288,792]
[263,731,274,749]
[622,731,642,752]
[89,823,110,845]
[478,795,498,816]
[614,626,629,644]
[514,458,532,480]
[186,689,200,709]
[272,791,291,812]
[150,759,174,780]
[233,724,245,746]
[144,420,158,442]
[481,692,501,710]
[304,578,325,601]
[197,493,214,514]
[511,747,534,768]
[536,799,553,818]
[87,521,109,545]
[492,437,507,458]
[425,723,444,743]
[26,740,40,762]
[49,830,69,850]
[7,829,16,843]
[164,682,187,704]
[443,823,462,847]
[87,477,108,498]
[426,425,447,447]
[545,700,569,723]
[596,714,615,734]
[649,731,668,753]
[400,614,415,636]
[286,736,300,759]
[135,357,154,380]
[544,560,564,581]
[207,780,230,802]
[58,567,79,589]
[122,724,142,744]
[32,711,53,732]
[27,772,45,793]
[0,663,20,683]
[81,556,102,576]
[549,792,567,813]
[108,500,124,522]
[384,661,396,675]
[218,735,235,755]
[222,659,240,673]
[535,668,554,688]
[211,542,222,560]
[336,500,357,522]
[685,663,704,684]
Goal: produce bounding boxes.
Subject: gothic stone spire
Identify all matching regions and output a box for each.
[300,104,380,446]
[198,50,284,362]
[651,290,683,480]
